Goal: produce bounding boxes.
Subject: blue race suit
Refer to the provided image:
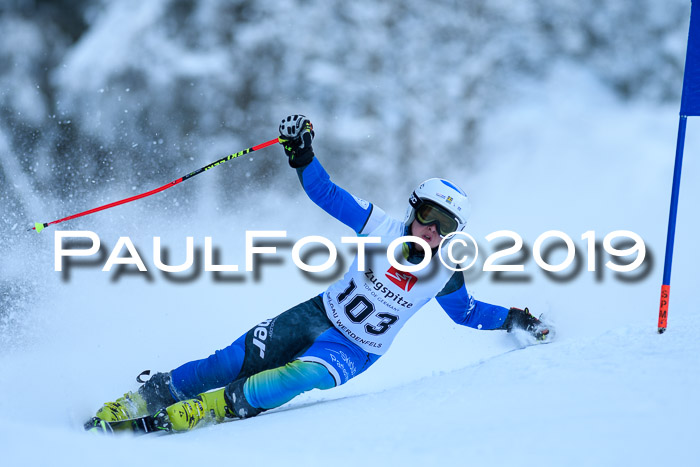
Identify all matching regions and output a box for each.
[168,157,509,413]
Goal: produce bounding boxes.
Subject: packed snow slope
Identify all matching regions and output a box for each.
[1,68,699,466]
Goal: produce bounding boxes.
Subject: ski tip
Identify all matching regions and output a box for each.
[658,327,666,334]
[33,222,45,233]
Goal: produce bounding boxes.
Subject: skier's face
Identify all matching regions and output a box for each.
[411,219,441,251]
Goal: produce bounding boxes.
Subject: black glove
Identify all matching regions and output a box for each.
[502,307,550,341]
[279,115,315,168]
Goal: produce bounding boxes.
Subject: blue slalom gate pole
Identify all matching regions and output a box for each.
[658,117,687,333]
[658,0,700,333]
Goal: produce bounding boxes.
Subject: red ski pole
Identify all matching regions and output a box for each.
[30,136,282,233]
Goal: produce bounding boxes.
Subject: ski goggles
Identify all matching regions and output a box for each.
[414,201,460,237]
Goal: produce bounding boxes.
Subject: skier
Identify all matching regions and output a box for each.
[87,115,549,433]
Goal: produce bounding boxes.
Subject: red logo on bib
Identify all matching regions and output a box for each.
[385,267,418,292]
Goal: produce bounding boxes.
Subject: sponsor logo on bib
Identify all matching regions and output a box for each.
[385,266,418,292]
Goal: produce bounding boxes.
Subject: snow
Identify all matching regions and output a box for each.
[1,62,699,466]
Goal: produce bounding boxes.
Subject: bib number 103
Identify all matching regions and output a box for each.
[337,279,398,336]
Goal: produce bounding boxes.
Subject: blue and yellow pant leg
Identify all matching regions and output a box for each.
[241,360,335,414]
[296,326,380,386]
[229,327,381,417]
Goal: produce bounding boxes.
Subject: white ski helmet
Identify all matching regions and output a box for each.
[404,178,471,235]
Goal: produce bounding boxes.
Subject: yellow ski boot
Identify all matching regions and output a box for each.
[165,388,232,432]
[95,391,148,422]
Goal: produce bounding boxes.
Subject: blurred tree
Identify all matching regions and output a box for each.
[0,0,690,223]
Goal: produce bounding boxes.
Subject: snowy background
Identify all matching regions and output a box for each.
[1,1,699,466]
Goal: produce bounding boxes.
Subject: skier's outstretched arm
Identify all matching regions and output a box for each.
[435,271,510,330]
[299,158,375,233]
[435,272,550,339]
[279,115,375,234]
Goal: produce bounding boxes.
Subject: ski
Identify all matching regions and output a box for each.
[84,409,171,435]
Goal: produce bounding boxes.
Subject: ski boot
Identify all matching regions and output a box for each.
[165,387,233,432]
[84,392,147,434]
[89,372,176,425]
[95,391,148,422]
[503,307,550,341]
